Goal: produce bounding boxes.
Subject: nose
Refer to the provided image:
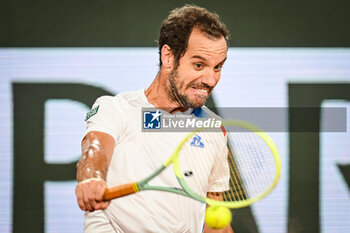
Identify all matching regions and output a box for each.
[201,69,219,88]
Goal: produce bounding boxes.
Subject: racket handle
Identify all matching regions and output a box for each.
[103,183,138,200]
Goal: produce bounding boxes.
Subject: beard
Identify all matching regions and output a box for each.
[167,68,210,108]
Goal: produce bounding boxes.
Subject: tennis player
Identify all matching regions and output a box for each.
[76,4,233,233]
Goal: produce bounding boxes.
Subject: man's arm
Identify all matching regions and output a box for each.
[203,192,234,233]
[75,131,115,212]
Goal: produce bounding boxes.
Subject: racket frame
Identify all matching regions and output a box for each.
[104,120,282,209]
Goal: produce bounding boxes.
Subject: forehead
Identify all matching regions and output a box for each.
[185,29,227,60]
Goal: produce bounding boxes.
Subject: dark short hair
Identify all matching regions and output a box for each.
[158,4,230,67]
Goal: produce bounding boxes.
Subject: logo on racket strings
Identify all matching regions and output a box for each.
[184,171,193,177]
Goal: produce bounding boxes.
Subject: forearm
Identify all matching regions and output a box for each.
[75,132,115,211]
[76,131,114,182]
[76,146,107,182]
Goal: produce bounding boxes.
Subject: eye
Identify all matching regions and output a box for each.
[214,65,223,72]
[194,63,203,69]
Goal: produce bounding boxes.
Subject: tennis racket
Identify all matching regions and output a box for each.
[103,120,281,208]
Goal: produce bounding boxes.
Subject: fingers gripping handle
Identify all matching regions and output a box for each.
[103,183,139,200]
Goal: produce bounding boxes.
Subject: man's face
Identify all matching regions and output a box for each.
[168,29,227,108]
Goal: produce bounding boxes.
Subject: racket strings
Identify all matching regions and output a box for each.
[178,124,277,205]
[179,129,246,202]
[223,150,248,202]
[224,127,276,201]
[179,138,213,196]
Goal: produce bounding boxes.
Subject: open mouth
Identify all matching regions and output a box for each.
[191,86,209,99]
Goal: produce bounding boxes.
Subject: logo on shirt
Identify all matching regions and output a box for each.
[190,134,204,148]
[85,105,99,121]
[143,110,161,129]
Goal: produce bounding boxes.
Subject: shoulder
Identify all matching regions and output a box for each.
[95,89,145,108]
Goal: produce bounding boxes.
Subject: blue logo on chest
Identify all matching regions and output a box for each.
[190,134,204,148]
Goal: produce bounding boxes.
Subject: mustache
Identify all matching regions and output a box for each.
[187,83,213,91]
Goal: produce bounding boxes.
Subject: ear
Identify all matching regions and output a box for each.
[161,44,175,70]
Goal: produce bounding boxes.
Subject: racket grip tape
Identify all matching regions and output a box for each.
[103,183,139,200]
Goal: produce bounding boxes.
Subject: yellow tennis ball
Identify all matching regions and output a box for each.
[205,206,232,229]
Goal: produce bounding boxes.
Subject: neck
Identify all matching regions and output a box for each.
[145,72,188,113]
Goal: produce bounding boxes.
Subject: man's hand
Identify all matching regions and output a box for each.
[75,178,110,212]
